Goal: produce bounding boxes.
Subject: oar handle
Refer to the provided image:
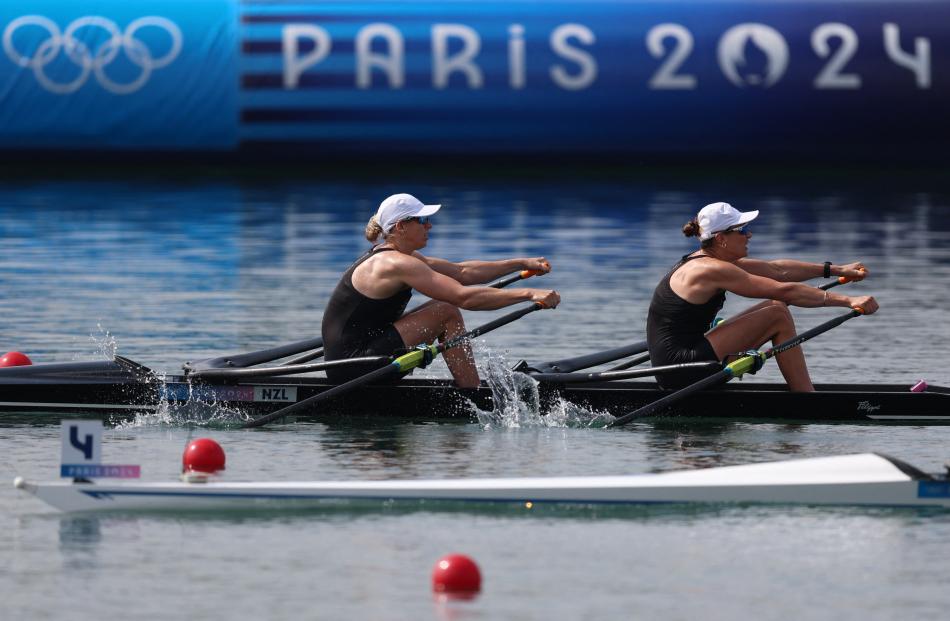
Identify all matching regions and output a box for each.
[488,267,546,289]
[820,267,867,291]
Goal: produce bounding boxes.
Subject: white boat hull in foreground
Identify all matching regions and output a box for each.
[14,453,950,513]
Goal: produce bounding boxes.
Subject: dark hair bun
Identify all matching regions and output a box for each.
[682,219,700,237]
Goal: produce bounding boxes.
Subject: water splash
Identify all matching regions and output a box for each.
[469,347,614,429]
[115,371,250,430]
[82,322,117,360]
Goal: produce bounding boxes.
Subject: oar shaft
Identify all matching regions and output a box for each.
[608,309,864,427]
[241,362,401,428]
[609,371,730,425]
[285,348,325,366]
[194,270,537,376]
[444,303,543,350]
[523,281,853,377]
[487,269,544,289]
[763,309,861,359]
[529,362,720,384]
[604,351,651,372]
[190,355,390,380]
[526,341,649,374]
[242,302,546,428]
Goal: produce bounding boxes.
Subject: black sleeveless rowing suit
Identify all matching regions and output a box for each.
[321,247,411,382]
[646,254,725,390]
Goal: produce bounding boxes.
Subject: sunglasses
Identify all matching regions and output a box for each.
[401,216,431,225]
[724,224,751,235]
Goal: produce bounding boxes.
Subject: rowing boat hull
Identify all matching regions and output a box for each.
[14,454,950,512]
[1,360,948,422]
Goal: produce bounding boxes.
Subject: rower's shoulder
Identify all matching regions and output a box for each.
[677,254,742,283]
[363,249,426,275]
[679,253,724,272]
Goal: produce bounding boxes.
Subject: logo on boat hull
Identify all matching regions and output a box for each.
[253,386,297,402]
[857,401,882,413]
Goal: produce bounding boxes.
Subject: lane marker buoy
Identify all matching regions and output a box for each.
[182,438,226,475]
[0,352,32,367]
[432,554,481,594]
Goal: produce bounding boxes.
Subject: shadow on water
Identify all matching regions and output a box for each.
[41,500,950,533]
[57,516,102,570]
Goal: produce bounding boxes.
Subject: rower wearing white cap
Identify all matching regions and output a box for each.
[646,201,878,392]
[321,193,559,388]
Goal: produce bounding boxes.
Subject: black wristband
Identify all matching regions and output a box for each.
[823,261,832,278]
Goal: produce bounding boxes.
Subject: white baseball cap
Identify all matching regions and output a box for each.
[697,202,759,240]
[376,193,441,233]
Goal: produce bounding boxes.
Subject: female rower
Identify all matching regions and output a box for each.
[321,193,559,388]
[646,201,878,392]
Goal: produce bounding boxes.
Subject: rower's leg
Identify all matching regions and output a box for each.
[706,301,814,392]
[395,302,479,388]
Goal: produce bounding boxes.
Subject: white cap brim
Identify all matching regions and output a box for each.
[736,209,759,226]
[417,203,441,217]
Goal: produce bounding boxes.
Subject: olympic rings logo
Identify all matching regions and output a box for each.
[2,15,182,95]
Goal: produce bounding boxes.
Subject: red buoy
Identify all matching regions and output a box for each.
[0,352,32,367]
[432,554,481,594]
[182,438,226,474]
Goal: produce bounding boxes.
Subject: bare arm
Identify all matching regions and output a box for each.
[415,253,550,285]
[708,262,878,313]
[736,258,869,282]
[398,255,559,310]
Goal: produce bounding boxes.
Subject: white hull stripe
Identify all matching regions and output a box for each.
[867,415,950,420]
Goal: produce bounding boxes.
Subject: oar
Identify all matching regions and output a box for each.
[519,276,857,377]
[486,268,547,289]
[183,337,326,375]
[242,302,549,429]
[275,269,544,369]
[528,361,721,384]
[188,269,545,378]
[186,355,392,380]
[820,276,851,291]
[516,341,649,374]
[603,352,651,372]
[607,307,866,427]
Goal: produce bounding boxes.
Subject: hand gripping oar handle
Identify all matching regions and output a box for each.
[486,266,547,289]
[819,271,862,292]
[242,302,548,429]
[607,308,865,427]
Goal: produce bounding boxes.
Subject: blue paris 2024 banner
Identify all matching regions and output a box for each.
[0,0,946,156]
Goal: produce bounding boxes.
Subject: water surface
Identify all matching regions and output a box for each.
[2,172,949,619]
